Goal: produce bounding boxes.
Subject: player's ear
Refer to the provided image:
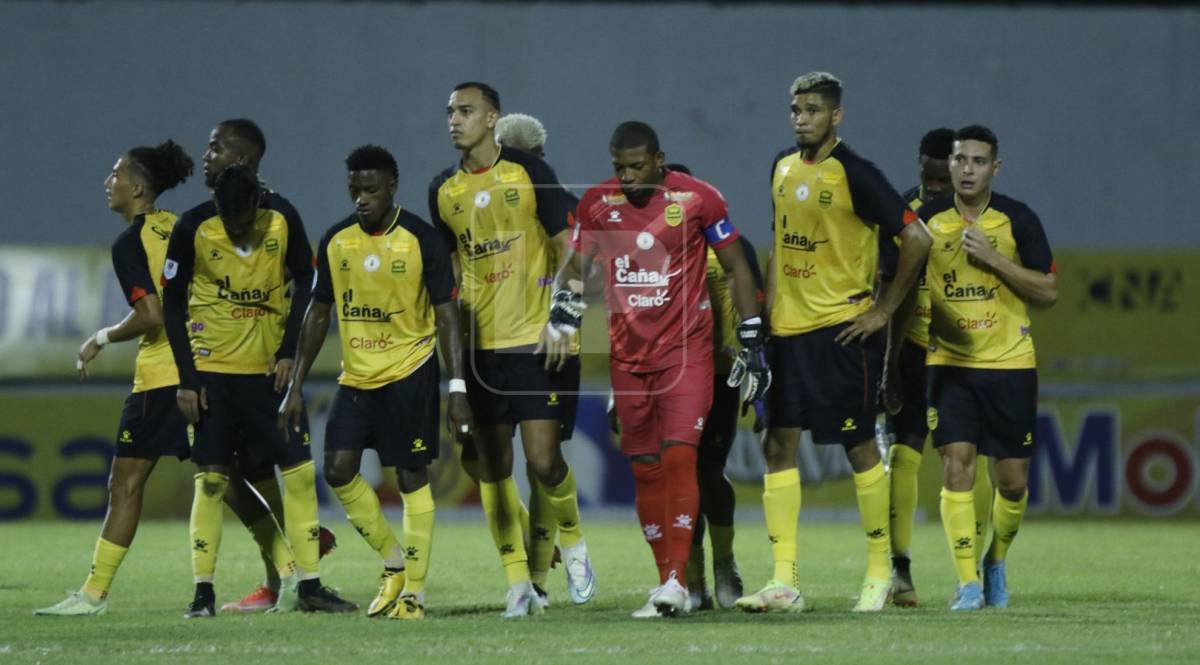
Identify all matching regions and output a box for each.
[388,179,398,198]
[654,152,665,172]
[992,158,1003,177]
[831,105,844,128]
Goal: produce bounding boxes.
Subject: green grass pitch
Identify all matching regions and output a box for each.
[4,518,1198,664]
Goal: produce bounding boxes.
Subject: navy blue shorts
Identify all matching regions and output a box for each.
[927,366,1038,459]
[325,355,440,469]
[190,372,311,468]
[114,387,190,460]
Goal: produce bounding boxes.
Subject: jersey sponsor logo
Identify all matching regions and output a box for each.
[483,263,514,284]
[636,232,655,250]
[474,190,491,208]
[340,289,403,323]
[957,312,998,330]
[190,322,205,333]
[665,191,695,203]
[457,228,521,261]
[664,203,684,227]
[348,332,396,350]
[626,289,671,308]
[216,275,277,304]
[363,254,381,272]
[231,307,269,320]
[265,238,280,255]
[602,193,627,205]
[613,255,678,288]
[782,262,817,279]
[941,270,1000,301]
[163,259,178,279]
[780,231,828,253]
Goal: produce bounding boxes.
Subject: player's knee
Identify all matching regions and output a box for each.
[526,454,565,486]
[323,462,357,489]
[396,466,430,494]
[996,477,1027,501]
[941,454,976,491]
[108,471,145,503]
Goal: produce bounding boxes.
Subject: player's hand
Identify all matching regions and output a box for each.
[835,307,888,346]
[535,323,573,372]
[76,335,102,381]
[883,356,903,416]
[728,348,771,417]
[962,226,1000,269]
[270,357,294,393]
[446,392,473,438]
[277,385,305,436]
[177,387,207,424]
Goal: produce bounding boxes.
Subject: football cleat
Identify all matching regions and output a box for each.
[318,526,337,558]
[712,558,744,609]
[562,540,596,605]
[184,585,216,619]
[892,555,918,608]
[367,569,406,617]
[385,592,424,620]
[502,581,544,619]
[735,580,808,613]
[533,583,550,610]
[852,577,893,612]
[652,574,689,617]
[34,590,107,617]
[221,585,277,613]
[298,585,358,613]
[950,581,985,611]
[685,584,713,613]
[268,578,300,613]
[632,586,663,619]
[982,559,1009,608]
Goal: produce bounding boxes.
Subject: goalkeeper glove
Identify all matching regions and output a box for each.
[727,317,771,416]
[545,288,586,340]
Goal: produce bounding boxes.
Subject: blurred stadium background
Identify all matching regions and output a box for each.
[1,0,1198,542]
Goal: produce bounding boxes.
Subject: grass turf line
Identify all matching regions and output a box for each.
[3,519,1198,664]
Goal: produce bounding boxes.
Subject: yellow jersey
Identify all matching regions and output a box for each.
[111,210,180,392]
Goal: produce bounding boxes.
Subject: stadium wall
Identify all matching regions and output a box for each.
[1,2,1198,250]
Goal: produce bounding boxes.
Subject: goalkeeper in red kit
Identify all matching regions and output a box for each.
[539,121,766,618]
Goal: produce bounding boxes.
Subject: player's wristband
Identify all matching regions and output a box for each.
[95,326,114,347]
[448,378,467,394]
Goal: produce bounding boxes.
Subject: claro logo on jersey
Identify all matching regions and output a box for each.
[458,228,521,261]
[941,270,1000,301]
[957,311,999,330]
[340,289,403,323]
[613,255,677,308]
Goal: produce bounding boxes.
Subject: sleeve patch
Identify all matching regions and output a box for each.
[163,259,178,280]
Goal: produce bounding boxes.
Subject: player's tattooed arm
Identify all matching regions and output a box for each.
[435,301,473,437]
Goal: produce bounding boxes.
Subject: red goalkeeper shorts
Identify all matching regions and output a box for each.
[611,354,714,455]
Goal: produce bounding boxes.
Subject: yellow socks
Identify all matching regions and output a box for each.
[973,457,993,567]
[987,490,1028,562]
[544,468,583,548]
[401,484,436,597]
[280,461,321,579]
[762,468,800,587]
[190,471,228,582]
[480,477,529,586]
[709,524,734,562]
[82,538,128,600]
[853,461,892,580]
[940,487,978,584]
[888,444,923,558]
[527,477,557,588]
[246,513,297,579]
[332,474,402,568]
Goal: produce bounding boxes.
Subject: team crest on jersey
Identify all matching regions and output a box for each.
[636,232,655,250]
[664,203,684,227]
[363,254,381,272]
[795,184,809,201]
[391,260,406,274]
[818,191,834,209]
[474,191,491,208]
[265,238,280,255]
[503,188,520,207]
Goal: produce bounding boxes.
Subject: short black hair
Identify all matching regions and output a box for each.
[218,118,267,162]
[664,163,692,175]
[610,121,660,154]
[919,128,955,160]
[955,124,999,158]
[128,139,193,195]
[345,145,398,179]
[212,165,260,221]
[453,81,501,111]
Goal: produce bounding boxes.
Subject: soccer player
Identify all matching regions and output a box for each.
[542,121,767,618]
[662,163,756,612]
[163,156,355,616]
[429,83,593,617]
[920,125,1057,610]
[737,72,931,614]
[34,140,194,616]
[885,128,995,607]
[279,146,468,619]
